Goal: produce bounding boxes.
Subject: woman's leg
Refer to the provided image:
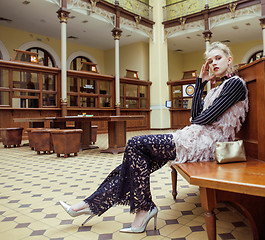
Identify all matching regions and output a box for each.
[76,134,176,216]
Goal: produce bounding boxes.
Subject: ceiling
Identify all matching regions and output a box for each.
[0,0,262,52]
[0,0,149,50]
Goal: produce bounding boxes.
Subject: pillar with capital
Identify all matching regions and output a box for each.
[259,0,265,56]
[57,0,70,117]
[202,3,212,92]
[149,0,170,129]
[112,0,122,116]
[260,17,265,56]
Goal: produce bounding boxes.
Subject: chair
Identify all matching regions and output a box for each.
[31,128,53,154]
[51,129,83,158]
[1,127,23,148]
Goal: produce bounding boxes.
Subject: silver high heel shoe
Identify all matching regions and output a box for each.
[59,200,95,226]
[120,206,158,233]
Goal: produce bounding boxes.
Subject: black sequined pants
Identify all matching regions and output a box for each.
[84,134,176,215]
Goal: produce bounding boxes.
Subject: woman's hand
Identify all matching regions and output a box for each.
[199,61,215,83]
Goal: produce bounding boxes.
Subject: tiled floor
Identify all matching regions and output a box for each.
[0,130,253,240]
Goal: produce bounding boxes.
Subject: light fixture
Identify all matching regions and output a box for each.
[22,1,30,5]
[126,69,139,79]
[79,61,98,73]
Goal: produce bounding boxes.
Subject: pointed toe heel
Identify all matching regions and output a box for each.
[59,200,95,225]
[120,207,158,233]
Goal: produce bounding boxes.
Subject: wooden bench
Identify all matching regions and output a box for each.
[171,59,265,240]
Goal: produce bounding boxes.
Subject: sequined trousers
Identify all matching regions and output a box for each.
[84,134,176,215]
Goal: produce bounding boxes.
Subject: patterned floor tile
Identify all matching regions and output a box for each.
[0,130,253,240]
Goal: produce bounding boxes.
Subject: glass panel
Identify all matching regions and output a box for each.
[99,81,110,95]
[139,86,146,97]
[0,91,9,105]
[68,95,78,107]
[80,79,96,93]
[76,57,83,71]
[13,71,39,90]
[183,98,192,109]
[172,85,181,98]
[173,99,182,109]
[120,97,124,108]
[12,98,39,108]
[126,84,138,97]
[13,91,38,97]
[81,96,96,107]
[43,94,56,106]
[99,97,111,107]
[125,99,138,109]
[43,74,55,91]
[0,69,9,87]
[67,77,78,92]
[140,99,147,108]
[120,84,124,97]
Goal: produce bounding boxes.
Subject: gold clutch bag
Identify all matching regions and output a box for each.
[215,140,246,164]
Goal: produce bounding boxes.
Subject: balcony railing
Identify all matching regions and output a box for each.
[104,0,153,21]
[163,0,239,21]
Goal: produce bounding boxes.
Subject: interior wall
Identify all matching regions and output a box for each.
[104,41,149,81]
[168,50,183,81]
[0,25,105,74]
[171,39,264,78]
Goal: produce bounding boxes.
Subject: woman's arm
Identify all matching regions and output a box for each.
[191,77,246,125]
[191,77,208,119]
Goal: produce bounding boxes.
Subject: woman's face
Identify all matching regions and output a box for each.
[207,49,232,78]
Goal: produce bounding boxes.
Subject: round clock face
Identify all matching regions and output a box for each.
[186,85,195,96]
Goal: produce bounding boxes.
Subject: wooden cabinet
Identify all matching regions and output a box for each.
[167,70,199,129]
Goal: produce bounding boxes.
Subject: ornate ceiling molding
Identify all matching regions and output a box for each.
[120,17,153,39]
[210,4,261,29]
[164,20,204,39]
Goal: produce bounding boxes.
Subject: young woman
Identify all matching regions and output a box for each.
[59,42,248,233]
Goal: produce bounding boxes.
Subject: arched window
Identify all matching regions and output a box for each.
[248,50,263,63]
[27,47,55,67]
[70,56,91,70]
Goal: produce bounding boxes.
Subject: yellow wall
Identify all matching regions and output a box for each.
[104,41,149,81]
[170,39,263,78]
[168,50,183,81]
[0,25,106,73]
[229,39,262,64]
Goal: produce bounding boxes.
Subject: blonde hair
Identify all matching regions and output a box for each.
[205,42,234,74]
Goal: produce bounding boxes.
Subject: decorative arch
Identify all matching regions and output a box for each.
[0,40,10,60]
[242,44,263,63]
[67,51,100,72]
[18,41,61,68]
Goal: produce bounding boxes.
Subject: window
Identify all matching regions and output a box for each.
[120,83,148,109]
[67,74,112,108]
[248,50,263,63]
[169,81,199,110]
[70,56,92,70]
[0,67,58,108]
[27,47,55,67]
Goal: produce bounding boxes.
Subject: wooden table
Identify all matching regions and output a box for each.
[14,115,145,154]
[174,158,265,240]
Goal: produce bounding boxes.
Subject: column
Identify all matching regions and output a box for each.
[260,0,265,56]
[57,0,70,117]
[112,0,122,116]
[203,3,212,92]
[149,0,170,129]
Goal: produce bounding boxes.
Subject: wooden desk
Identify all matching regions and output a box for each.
[14,115,145,154]
[174,158,265,240]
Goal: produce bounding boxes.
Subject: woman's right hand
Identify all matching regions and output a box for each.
[199,61,215,83]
